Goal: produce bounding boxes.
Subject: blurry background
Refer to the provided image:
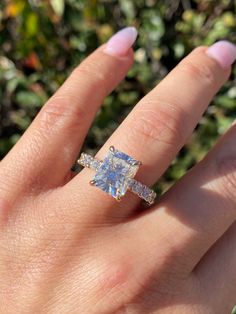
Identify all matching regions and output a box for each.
[0,0,236,197]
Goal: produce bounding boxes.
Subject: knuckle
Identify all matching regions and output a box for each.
[128,102,187,148]
[39,95,86,132]
[181,58,215,86]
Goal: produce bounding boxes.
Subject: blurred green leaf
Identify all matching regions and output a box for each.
[51,0,65,17]
[119,0,135,20]
[26,13,39,37]
[15,91,43,108]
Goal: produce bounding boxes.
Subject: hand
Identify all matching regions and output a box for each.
[0,27,236,314]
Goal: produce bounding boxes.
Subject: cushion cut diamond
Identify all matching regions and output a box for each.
[93,148,140,200]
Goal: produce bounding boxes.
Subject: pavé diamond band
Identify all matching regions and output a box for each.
[77,146,156,205]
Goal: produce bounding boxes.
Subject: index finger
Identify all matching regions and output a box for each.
[0,27,136,200]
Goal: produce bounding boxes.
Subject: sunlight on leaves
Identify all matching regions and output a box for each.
[50,0,65,17]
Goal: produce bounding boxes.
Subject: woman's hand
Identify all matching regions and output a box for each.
[0,27,236,314]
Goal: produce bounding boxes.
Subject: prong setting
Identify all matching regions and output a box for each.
[109,146,115,153]
[116,192,122,201]
[132,160,142,166]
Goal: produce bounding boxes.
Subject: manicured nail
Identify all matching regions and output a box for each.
[104,27,138,57]
[206,40,236,69]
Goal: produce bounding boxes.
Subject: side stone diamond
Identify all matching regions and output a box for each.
[77,153,102,171]
[128,178,156,204]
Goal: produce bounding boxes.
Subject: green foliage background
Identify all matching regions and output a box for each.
[0,0,236,197]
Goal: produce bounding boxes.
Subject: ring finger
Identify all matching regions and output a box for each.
[68,41,233,219]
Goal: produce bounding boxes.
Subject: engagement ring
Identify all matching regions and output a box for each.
[77,146,156,204]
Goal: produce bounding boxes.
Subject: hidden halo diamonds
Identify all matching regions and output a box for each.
[77,146,156,205]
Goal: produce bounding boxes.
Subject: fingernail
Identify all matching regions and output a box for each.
[206,40,236,69]
[104,27,138,57]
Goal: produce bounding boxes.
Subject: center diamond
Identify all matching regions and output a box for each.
[93,147,140,200]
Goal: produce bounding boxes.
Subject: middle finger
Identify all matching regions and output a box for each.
[68,44,230,218]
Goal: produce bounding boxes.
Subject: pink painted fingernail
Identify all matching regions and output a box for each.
[104,27,138,57]
[206,40,236,69]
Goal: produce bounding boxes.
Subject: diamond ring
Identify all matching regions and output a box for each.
[77,146,156,205]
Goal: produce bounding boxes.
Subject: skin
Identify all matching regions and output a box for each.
[0,43,235,314]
